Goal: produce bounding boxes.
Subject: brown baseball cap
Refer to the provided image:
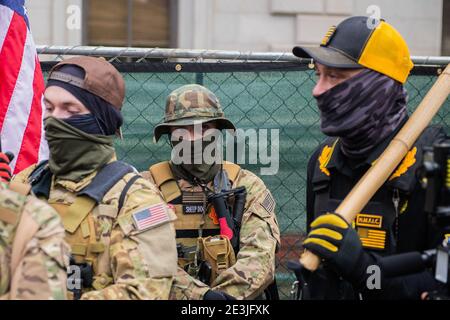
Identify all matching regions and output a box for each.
[48,56,125,109]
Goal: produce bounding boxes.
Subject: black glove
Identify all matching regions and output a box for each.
[0,152,13,183]
[203,290,236,300]
[303,213,375,288]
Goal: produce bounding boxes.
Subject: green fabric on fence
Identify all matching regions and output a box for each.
[44,68,450,299]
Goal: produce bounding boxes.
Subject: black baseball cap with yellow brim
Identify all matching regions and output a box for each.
[293,16,414,84]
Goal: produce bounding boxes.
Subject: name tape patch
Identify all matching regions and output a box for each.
[356,213,383,229]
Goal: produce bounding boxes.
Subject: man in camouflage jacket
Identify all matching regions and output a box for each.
[14,57,178,300]
[142,84,281,300]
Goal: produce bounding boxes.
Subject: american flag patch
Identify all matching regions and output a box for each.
[261,191,275,213]
[132,203,170,231]
[358,227,386,250]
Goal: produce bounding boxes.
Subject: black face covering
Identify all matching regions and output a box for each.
[46,65,123,136]
[62,114,103,135]
[315,69,408,158]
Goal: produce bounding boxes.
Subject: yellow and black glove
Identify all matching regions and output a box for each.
[303,213,374,288]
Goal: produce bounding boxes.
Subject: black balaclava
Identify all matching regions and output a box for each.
[46,65,123,135]
[44,64,122,181]
[315,68,408,158]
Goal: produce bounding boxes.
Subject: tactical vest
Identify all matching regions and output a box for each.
[28,160,139,292]
[311,127,441,256]
[148,161,241,270]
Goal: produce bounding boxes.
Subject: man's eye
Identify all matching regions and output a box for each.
[68,109,80,115]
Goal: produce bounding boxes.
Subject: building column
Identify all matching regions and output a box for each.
[177,0,214,49]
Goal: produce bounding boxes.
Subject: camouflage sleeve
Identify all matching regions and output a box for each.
[81,175,178,300]
[211,170,281,299]
[0,242,9,296]
[140,170,212,301]
[168,267,210,300]
[9,196,69,300]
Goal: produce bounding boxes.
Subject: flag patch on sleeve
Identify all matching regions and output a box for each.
[261,191,275,213]
[132,203,170,231]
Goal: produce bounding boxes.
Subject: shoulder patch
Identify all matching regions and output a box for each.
[261,191,275,214]
[389,147,417,181]
[318,139,338,177]
[131,203,171,232]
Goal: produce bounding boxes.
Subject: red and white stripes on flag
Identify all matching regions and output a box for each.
[132,203,171,231]
[0,0,48,174]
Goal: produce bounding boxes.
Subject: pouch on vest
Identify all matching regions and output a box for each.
[200,235,236,285]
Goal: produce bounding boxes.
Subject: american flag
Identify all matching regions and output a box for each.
[132,203,170,231]
[0,0,48,174]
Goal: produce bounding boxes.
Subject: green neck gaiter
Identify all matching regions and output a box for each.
[170,137,220,183]
[170,161,220,184]
[44,117,115,182]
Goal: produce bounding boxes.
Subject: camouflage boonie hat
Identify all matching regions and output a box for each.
[154,84,236,142]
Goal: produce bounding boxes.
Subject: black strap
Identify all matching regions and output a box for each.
[264,279,280,300]
[29,160,136,205]
[118,174,142,211]
[29,160,52,199]
[79,161,134,203]
[29,160,49,184]
[176,228,220,238]
[169,195,183,205]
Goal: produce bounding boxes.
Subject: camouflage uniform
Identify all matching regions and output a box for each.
[14,160,178,300]
[0,182,69,299]
[11,56,179,300]
[144,85,281,300]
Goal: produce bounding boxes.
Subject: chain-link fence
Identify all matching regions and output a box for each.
[38,47,450,299]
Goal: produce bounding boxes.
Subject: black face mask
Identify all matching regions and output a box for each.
[62,114,104,135]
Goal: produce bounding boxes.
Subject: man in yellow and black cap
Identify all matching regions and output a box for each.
[292,16,447,299]
[13,56,178,300]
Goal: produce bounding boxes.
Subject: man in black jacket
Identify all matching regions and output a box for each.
[293,16,448,299]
